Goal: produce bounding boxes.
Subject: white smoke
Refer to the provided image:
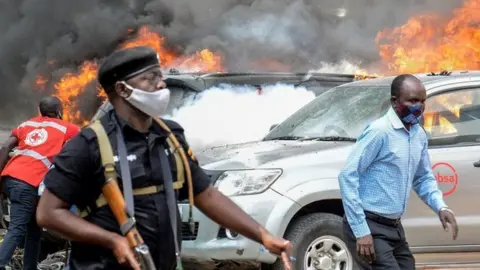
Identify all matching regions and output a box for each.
[311,59,365,74]
[166,83,315,151]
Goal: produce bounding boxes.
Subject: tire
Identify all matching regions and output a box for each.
[264,213,358,270]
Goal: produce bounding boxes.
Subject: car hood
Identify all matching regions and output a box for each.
[196,139,354,171]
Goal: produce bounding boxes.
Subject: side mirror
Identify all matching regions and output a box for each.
[269,124,278,131]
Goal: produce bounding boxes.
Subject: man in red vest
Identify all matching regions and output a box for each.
[0,96,80,270]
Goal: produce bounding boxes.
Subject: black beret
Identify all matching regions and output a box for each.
[97,46,160,91]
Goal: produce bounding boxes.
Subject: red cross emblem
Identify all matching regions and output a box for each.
[31,132,42,141]
[25,128,48,146]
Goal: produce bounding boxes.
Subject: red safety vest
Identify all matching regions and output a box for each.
[1,116,80,187]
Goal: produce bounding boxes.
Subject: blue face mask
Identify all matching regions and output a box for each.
[397,104,423,125]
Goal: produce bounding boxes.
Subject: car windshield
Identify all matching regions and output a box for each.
[263,85,392,141]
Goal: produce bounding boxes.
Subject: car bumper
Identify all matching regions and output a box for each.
[179,188,300,264]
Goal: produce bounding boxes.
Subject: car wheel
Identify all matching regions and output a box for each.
[264,213,357,270]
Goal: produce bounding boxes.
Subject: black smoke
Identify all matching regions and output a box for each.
[0,0,463,125]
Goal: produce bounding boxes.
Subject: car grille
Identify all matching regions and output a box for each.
[181,222,199,241]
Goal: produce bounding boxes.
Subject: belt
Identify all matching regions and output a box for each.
[78,185,164,218]
[365,211,401,226]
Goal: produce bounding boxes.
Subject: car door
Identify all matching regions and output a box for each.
[403,83,480,249]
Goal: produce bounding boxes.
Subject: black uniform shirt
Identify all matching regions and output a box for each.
[43,110,211,270]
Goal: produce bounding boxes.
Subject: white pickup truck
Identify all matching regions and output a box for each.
[180,71,480,270]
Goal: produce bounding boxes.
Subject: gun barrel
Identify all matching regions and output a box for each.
[135,244,157,270]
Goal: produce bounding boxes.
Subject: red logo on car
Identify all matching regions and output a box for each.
[432,162,458,197]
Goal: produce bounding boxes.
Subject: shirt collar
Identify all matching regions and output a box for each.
[108,110,169,138]
[386,107,405,130]
[386,107,421,134]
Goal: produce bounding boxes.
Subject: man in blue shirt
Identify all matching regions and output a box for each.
[339,74,458,269]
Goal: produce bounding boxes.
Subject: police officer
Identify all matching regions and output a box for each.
[36,46,293,270]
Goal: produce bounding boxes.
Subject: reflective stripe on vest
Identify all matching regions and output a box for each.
[15,149,52,168]
[19,121,67,134]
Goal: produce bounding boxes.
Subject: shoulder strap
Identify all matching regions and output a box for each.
[88,120,136,234]
[166,138,185,189]
[89,120,116,182]
[153,118,195,235]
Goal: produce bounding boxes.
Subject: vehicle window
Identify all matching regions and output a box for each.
[423,87,480,147]
[300,80,346,96]
[263,85,391,140]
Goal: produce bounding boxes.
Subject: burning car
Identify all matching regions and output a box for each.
[179,70,480,269]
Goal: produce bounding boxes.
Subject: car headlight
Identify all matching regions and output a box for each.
[214,169,282,196]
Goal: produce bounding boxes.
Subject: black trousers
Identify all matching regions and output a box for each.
[343,212,415,270]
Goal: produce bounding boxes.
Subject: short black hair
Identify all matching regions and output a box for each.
[97,46,160,92]
[391,74,420,97]
[39,96,62,117]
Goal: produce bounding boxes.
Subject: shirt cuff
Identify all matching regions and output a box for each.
[434,202,448,214]
[350,220,371,238]
[429,195,448,214]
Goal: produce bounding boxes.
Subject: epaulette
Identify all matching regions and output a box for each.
[161,118,184,133]
[80,126,98,141]
[81,114,116,141]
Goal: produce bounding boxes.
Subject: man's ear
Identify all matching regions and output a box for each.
[115,82,129,98]
[390,96,397,107]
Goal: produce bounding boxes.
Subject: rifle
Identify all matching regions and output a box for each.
[89,120,156,270]
[102,178,156,270]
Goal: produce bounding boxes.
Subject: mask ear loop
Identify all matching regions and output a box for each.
[119,81,136,98]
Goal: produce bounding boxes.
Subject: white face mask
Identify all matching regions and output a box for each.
[121,82,170,118]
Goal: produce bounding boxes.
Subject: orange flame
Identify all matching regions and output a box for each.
[53,61,100,126]
[376,0,480,134]
[376,0,480,74]
[120,26,224,72]
[353,69,381,80]
[35,76,48,91]
[44,25,224,125]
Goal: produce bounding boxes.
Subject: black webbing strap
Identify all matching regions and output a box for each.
[158,144,183,270]
[113,119,136,235]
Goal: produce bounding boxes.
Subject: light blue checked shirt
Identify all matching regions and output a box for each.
[339,108,447,238]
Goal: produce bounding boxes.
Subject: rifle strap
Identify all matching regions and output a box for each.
[113,117,135,220]
[89,120,135,236]
[158,144,183,270]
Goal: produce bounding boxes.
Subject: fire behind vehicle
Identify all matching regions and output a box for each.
[0,71,366,266]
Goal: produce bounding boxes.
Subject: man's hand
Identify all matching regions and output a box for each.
[439,208,458,240]
[109,233,140,270]
[261,232,293,270]
[356,235,375,264]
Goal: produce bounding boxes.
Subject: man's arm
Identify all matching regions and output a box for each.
[36,134,118,249]
[172,124,291,256]
[338,126,385,238]
[37,189,120,250]
[195,186,266,242]
[174,132,266,244]
[412,139,446,213]
[0,136,18,173]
